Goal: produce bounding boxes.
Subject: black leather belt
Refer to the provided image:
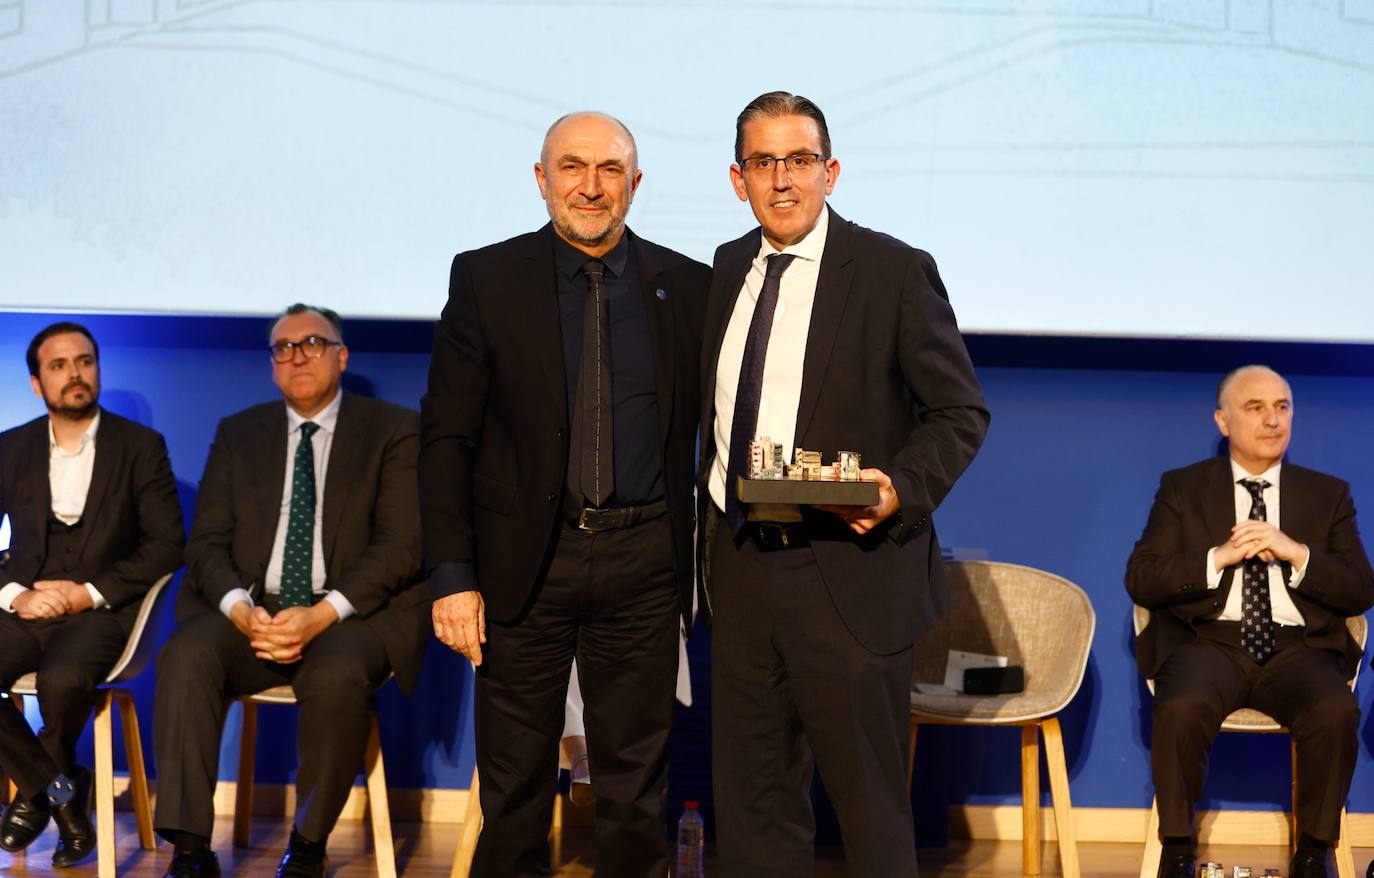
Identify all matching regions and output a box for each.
[747,521,810,551]
[573,499,667,533]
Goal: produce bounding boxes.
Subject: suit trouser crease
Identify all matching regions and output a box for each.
[0,611,127,798]
[709,523,918,878]
[152,611,390,842]
[472,516,679,878]
[1150,630,1358,841]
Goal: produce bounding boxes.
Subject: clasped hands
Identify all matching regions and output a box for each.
[1214,520,1309,571]
[229,600,338,664]
[13,580,93,620]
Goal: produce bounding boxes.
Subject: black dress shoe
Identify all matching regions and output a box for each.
[165,849,222,877]
[1290,850,1330,878]
[50,766,95,868]
[276,846,329,878]
[0,794,51,852]
[1157,851,1195,878]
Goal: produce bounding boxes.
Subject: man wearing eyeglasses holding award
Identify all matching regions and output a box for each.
[700,92,989,875]
[152,304,428,878]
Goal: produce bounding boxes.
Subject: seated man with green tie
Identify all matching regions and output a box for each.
[152,304,428,878]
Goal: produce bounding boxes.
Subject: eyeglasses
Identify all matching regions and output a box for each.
[738,153,829,178]
[269,335,341,363]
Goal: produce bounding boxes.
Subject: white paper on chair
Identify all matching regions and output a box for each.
[942,649,1008,693]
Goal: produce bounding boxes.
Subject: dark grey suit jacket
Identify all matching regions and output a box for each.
[0,410,184,633]
[699,208,990,656]
[175,392,429,693]
[1126,456,1374,678]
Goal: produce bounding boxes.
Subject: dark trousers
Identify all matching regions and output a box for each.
[472,515,679,878]
[1151,623,1359,841]
[710,524,917,878]
[0,610,127,798]
[152,610,391,843]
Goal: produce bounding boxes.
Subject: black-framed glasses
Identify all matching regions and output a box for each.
[738,153,829,178]
[269,335,341,363]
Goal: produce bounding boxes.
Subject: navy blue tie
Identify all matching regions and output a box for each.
[725,253,796,537]
[1239,479,1275,663]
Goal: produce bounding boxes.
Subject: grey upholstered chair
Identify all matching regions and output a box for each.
[6,572,173,878]
[1132,606,1366,878]
[909,560,1095,878]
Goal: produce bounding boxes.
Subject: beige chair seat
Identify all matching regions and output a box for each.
[910,689,1074,723]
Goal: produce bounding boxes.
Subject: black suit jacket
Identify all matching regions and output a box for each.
[419,225,710,628]
[0,410,184,634]
[1126,456,1374,678]
[699,208,990,656]
[175,393,430,693]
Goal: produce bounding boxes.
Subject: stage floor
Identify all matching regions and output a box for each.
[0,813,1370,876]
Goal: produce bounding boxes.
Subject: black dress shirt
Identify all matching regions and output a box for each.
[553,232,663,506]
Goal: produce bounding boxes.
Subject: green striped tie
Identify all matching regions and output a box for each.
[279,421,319,608]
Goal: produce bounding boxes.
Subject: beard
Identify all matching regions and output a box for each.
[548,197,627,249]
[45,381,99,421]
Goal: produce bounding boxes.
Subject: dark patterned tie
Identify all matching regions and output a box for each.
[1239,479,1274,663]
[571,258,614,507]
[725,252,797,537]
[279,421,319,608]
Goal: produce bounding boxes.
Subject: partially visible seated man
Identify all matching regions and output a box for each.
[0,321,184,868]
[1126,365,1374,878]
[152,304,428,878]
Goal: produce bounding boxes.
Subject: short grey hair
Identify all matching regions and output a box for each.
[734,91,832,163]
[1216,364,1285,408]
[540,111,638,169]
[270,303,344,343]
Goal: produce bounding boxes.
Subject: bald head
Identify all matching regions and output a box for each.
[540,111,638,171]
[1213,365,1293,475]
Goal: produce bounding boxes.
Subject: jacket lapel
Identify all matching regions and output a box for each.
[630,232,676,442]
[321,393,358,568]
[1202,456,1239,597]
[256,405,288,573]
[793,208,854,447]
[525,226,570,421]
[700,232,757,464]
[75,412,116,556]
[24,420,51,558]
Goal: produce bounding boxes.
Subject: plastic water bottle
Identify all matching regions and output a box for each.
[675,800,704,877]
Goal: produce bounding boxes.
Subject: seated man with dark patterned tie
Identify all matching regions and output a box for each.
[152,304,428,878]
[0,321,184,868]
[1126,365,1374,878]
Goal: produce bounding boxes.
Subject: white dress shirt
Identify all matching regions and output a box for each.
[218,392,356,621]
[708,208,829,520]
[1205,459,1308,627]
[0,413,108,613]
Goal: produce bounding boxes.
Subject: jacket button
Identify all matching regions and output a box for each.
[1181,583,1194,592]
[546,492,557,502]
[556,429,566,441]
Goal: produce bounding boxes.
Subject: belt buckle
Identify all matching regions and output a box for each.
[755,522,789,550]
[577,507,605,533]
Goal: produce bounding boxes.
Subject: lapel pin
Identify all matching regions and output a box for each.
[656,288,668,300]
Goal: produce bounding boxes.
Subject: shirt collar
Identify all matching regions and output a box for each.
[286,390,342,436]
[753,203,830,266]
[1230,457,1281,488]
[553,227,631,281]
[48,409,100,454]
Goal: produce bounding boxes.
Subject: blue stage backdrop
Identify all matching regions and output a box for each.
[1,311,1372,840]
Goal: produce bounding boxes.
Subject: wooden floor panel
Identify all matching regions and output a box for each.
[1,814,1370,876]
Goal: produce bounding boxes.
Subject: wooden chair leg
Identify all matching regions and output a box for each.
[363,715,397,878]
[233,701,258,848]
[451,766,483,878]
[906,719,919,790]
[1334,807,1355,878]
[113,691,155,850]
[93,691,117,878]
[1139,796,1162,878]
[1020,723,1041,876]
[1041,717,1080,878]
